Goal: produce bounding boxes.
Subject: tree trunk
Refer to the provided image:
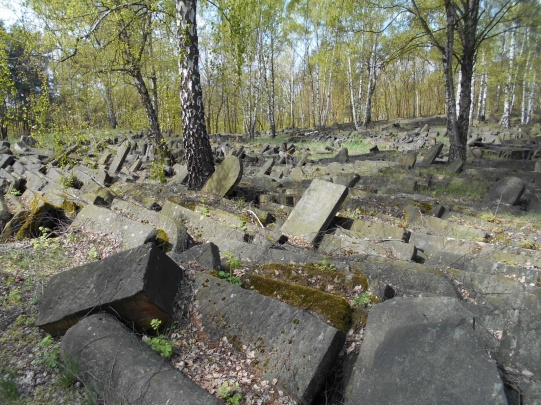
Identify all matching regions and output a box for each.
[477,71,487,121]
[443,1,461,162]
[177,0,215,190]
[103,76,118,129]
[132,68,162,142]
[364,43,378,125]
[500,26,517,128]
[347,54,359,129]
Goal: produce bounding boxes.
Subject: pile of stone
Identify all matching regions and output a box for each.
[1,118,540,404]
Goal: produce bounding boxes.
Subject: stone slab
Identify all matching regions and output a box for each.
[320,233,416,262]
[72,204,156,251]
[344,297,507,405]
[108,140,131,173]
[62,314,222,404]
[281,179,348,245]
[36,243,183,336]
[195,273,345,404]
[202,155,243,197]
[488,176,526,206]
[419,143,443,166]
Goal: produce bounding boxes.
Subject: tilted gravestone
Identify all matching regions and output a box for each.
[36,243,183,336]
[202,155,243,197]
[108,140,131,173]
[488,176,526,206]
[281,178,348,245]
[419,143,444,166]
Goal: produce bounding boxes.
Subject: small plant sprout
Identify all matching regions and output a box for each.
[217,382,243,405]
[353,292,372,307]
[144,318,174,358]
[219,251,242,286]
[87,246,99,260]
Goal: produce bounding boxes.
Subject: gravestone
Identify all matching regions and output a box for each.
[72,204,156,250]
[62,314,221,405]
[36,243,183,336]
[108,141,131,173]
[344,297,507,405]
[397,151,417,169]
[196,273,345,404]
[419,143,443,166]
[447,157,464,173]
[258,158,274,176]
[202,155,243,197]
[281,179,348,245]
[488,176,525,206]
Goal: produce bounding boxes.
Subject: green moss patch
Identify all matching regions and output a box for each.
[255,263,368,295]
[245,274,352,331]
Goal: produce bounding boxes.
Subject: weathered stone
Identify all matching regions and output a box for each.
[202,155,243,197]
[334,148,349,163]
[161,200,246,246]
[419,143,443,166]
[281,179,348,245]
[108,141,131,173]
[416,215,487,240]
[488,176,526,206]
[0,209,28,240]
[36,243,182,336]
[0,154,14,168]
[344,297,507,405]
[72,204,156,250]
[128,157,142,173]
[498,310,541,378]
[97,150,112,166]
[347,218,407,241]
[354,256,459,298]
[62,314,222,405]
[320,232,416,262]
[195,273,345,404]
[447,157,465,173]
[170,242,221,270]
[397,151,417,169]
[258,158,275,176]
[535,159,541,173]
[171,163,189,184]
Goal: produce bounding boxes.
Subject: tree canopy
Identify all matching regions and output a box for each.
[0,0,538,157]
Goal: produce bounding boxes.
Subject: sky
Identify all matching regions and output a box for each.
[0,0,22,26]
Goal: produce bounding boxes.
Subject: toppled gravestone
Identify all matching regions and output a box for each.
[344,297,507,405]
[488,176,526,206]
[72,204,156,250]
[195,273,345,404]
[202,155,243,196]
[281,178,348,245]
[62,313,222,405]
[108,140,131,173]
[418,143,443,166]
[36,243,183,336]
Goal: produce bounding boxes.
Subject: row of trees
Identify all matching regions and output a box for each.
[1,1,540,164]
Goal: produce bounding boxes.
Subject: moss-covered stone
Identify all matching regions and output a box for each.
[245,273,352,331]
[256,262,369,294]
[15,196,62,240]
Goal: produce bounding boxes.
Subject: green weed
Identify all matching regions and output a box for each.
[0,371,19,403]
[144,319,174,359]
[353,292,372,307]
[314,257,336,271]
[217,382,243,405]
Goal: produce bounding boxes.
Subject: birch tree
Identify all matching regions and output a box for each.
[177,0,215,189]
